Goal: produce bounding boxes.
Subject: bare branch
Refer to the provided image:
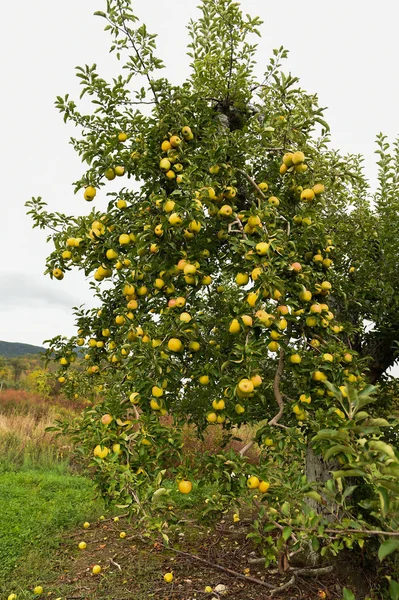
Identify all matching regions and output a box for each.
[109,557,122,571]
[239,439,255,456]
[228,218,248,239]
[164,545,277,590]
[236,168,292,236]
[236,168,267,200]
[270,575,295,596]
[268,348,288,429]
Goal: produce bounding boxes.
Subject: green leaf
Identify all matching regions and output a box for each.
[312,429,349,442]
[305,491,323,503]
[312,536,320,551]
[369,441,397,459]
[162,532,169,545]
[377,486,390,517]
[389,579,399,600]
[366,418,390,427]
[152,487,169,500]
[343,588,355,600]
[374,480,399,495]
[378,539,399,562]
[324,444,356,462]
[382,465,399,478]
[342,485,358,501]
[282,526,292,541]
[333,469,366,479]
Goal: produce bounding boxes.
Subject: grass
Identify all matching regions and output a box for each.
[0,389,385,599]
[0,411,71,473]
[0,470,102,590]
[0,389,102,597]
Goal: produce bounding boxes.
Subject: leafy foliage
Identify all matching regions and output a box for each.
[28,0,399,573]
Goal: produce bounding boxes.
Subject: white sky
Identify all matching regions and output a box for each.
[1,0,399,356]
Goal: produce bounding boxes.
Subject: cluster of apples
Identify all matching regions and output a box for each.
[83,131,129,201]
[206,374,263,423]
[159,126,194,181]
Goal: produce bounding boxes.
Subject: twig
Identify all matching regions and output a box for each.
[239,439,255,456]
[268,348,288,429]
[165,545,277,590]
[236,169,270,234]
[106,12,159,106]
[131,404,140,420]
[324,528,399,537]
[294,565,334,577]
[109,557,122,571]
[272,520,298,543]
[129,487,148,517]
[236,169,267,200]
[226,23,234,104]
[228,218,248,239]
[276,524,399,538]
[282,393,297,403]
[270,575,295,596]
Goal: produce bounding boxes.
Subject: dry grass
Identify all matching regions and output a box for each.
[0,410,54,439]
[0,410,72,470]
[0,389,261,471]
[0,390,77,471]
[182,422,261,464]
[0,388,86,418]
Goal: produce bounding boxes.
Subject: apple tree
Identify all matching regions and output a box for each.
[28,0,399,566]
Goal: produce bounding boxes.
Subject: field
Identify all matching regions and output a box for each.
[0,388,390,600]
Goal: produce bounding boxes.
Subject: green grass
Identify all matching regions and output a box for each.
[0,468,102,594]
[0,432,71,474]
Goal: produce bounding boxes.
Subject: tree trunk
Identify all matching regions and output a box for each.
[305,445,338,520]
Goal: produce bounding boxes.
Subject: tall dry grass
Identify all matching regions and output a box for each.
[181,422,261,464]
[0,389,261,472]
[0,388,85,418]
[0,390,77,472]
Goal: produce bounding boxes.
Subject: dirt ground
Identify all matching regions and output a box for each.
[39,514,370,600]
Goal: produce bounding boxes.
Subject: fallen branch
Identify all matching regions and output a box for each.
[165,545,276,590]
[294,565,333,577]
[248,557,268,565]
[270,575,295,597]
[109,557,122,571]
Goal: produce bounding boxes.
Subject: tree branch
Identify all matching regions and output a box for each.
[236,168,267,200]
[164,545,277,590]
[270,575,295,596]
[239,439,255,456]
[226,23,234,103]
[268,348,288,429]
[228,217,248,239]
[107,10,160,106]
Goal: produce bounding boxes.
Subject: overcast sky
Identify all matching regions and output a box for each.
[1,0,399,353]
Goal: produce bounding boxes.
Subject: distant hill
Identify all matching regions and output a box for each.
[0,341,45,358]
